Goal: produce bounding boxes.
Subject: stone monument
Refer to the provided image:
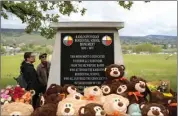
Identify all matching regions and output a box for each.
[48,21,124,92]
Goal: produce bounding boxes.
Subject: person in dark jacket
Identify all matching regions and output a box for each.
[20,52,42,109]
[37,53,51,93]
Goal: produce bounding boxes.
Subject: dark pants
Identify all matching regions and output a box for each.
[32,93,39,109]
[41,85,47,94]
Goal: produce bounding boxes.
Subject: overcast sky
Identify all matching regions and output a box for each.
[1,1,177,36]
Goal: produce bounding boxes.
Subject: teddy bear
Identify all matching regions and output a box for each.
[1,102,34,116]
[32,93,64,116]
[56,98,86,116]
[62,84,78,96]
[43,93,63,104]
[31,103,57,116]
[127,103,142,116]
[127,76,150,104]
[140,103,169,116]
[104,64,129,84]
[102,94,129,116]
[149,90,177,116]
[114,80,130,95]
[78,103,106,116]
[45,84,63,96]
[83,86,103,105]
[167,96,177,116]
[66,92,84,101]
[101,81,118,96]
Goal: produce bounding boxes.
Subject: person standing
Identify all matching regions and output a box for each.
[37,53,51,93]
[20,52,42,109]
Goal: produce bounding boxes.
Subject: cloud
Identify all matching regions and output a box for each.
[1,1,177,36]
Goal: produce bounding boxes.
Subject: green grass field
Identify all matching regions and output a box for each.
[1,54,177,91]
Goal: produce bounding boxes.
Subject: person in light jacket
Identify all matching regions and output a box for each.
[37,53,51,93]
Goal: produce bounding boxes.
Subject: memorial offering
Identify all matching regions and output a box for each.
[147,80,171,93]
[61,33,114,91]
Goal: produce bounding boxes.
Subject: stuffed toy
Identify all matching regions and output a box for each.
[115,80,130,95]
[157,81,169,93]
[102,94,129,116]
[83,86,103,105]
[78,103,106,116]
[45,84,63,96]
[43,93,63,105]
[31,103,57,116]
[140,103,169,116]
[127,76,149,104]
[101,82,118,96]
[1,102,34,116]
[149,90,166,105]
[32,92,64,116]
[127,103,142,116]
[104,64,129,84]
[150,90,177,116]
[62,84,78,96]
[66,92,84,101]
[167,96,177,116]
[56,98,86,116]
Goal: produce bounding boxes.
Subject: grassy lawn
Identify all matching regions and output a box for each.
[1,54,177,91]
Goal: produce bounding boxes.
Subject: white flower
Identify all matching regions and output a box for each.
[4,101,9,104]
[6,85,12,89]
[1,98,5,103]
[7,96,12,101]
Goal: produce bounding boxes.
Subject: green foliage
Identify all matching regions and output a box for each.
[133,43,162,53]
[1,45,6,54]
[1,1,86,39]
[1,1,149,39]
[20,44,52,54]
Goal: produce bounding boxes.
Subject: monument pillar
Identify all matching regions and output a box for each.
[48,21,124,91]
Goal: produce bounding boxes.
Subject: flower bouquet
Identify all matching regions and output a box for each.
[1,85,35,105]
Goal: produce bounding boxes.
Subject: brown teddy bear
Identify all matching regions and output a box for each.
[167,96,177,116]
[102,94,129,116]
[83,86,103,105]
[1,102,34,116]
[31,103,57,116]
[101,82,118,96]
[62,84,78,96]
[101,80,130,96]
[56,98,86,116]
[44,93,63,105]
[115,80,130,95]
[45,84,63,96]
[104,64,129,84]
[32,93,64,116]
[149,90,177,116]
[127,76,149,104]
[78,103,106,116]
[140,103,169,116]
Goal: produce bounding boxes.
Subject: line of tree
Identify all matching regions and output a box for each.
[1,1,149,39]
[20,44,52,54]
[132,43,162,53]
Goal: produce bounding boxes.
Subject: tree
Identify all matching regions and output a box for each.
[1,1,149,39]
[1,45,6,54]
[133,43,162,53]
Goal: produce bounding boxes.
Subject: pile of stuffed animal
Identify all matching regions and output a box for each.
[1,64,177,116]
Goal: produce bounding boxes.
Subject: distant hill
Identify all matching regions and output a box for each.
[1,28,177,46]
